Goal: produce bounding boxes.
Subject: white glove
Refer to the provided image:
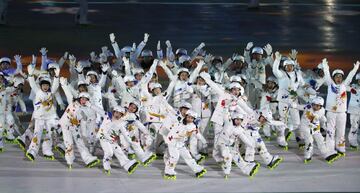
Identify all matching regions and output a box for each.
[322,58,329,69]
[168,52,175,62]
[90,51,97,62]
[354,61,360,69]
[32,54,37,65]
[63,52,69,60]
[289,49,298,60]
[263,43,272,55]
[111,70,119,78]
[60,77,68,86]
[101,46,108,54]
[197,42,205,50]
[144,33,150,43]
[131,43,136,52]
[54,67,60,77]
[165,40,171,48]
[69,54,76,65]
[246,42,253,50]
[27,64,35,75]
[275,51,282,60]
[39,47,48,56]
[196,59,205,67]
[101,63,110,73]
[109,33,116,43]
[204,54,213,64]
[231,53,244,61]
[99,53,108,64]
[14,55,21,63]
[75,63,83,73]
[157,41,161,50]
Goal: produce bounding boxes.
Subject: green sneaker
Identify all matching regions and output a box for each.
[128,161,140,175]
[86,159,100,168]
[196,169,207,178]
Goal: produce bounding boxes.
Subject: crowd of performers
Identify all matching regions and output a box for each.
[0,33,359,179]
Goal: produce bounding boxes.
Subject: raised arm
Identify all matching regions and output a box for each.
[58,52,68,68]
[99,63,109,88]
[109,33,123,59]
[111,70,126,89]
[263,43,274,67]
[344,61,360,86]
[27,64,40,92]
[156,41,164,60]
[159,60,176,80]
[39,47,48,71]
[60,77,75,103]
[190,42,205,60]
[165,40,174,61]
[50,68,60,94]
[272,51,284,79]
[122,57,132,76]
[139,59,159,86]
[14,55,23,73]
[134,33,149,58]
[321,58,333,85]
[243,42,253,65]
[189,60,205,83]
[199,72,225,95]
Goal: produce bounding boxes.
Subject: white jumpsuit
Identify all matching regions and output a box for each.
[347,84,360,148]
[26,76,59,158]
[164,122,206,176]
[98,116,138,172]
[323,63,358,153]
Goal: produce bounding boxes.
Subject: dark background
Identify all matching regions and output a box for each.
[1,0,360,71]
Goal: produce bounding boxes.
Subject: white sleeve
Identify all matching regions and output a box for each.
[189,61,204,83]
[51,77,60,95]
[28,76,40,93]
[272,57,284,79]
[344,64,359,86]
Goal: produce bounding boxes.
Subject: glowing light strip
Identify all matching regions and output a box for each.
[28,1,360,7]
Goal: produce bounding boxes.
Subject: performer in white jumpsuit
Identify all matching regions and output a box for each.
[300,96,340,164]
[272,51,305,149]
[98,106,140,175]
[25,63,60,161]
[322,59,359,156]
[59,92,101,169]
[163,110,207,180]
[347,73,360,150]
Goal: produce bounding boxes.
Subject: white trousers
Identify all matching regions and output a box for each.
[62,124,97,165]
[349,114,360,147]
[100,140,136,171]
[164,144,204,175]
[326,112,347,153]
[27,118,56,157]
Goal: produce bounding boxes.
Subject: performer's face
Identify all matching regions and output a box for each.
[333,74,343,84]
[312,104,322,111]
[185,115,194,123]
[258,116,267,124]
[79,97,88,106]
[285,65,294,72]
[179,72,189,81]
[113,111,124,120]
[41,83,50,92]
[233,118,242,126]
